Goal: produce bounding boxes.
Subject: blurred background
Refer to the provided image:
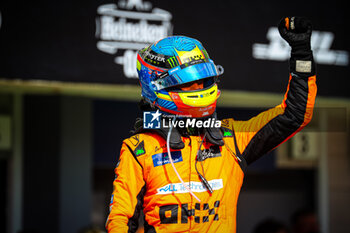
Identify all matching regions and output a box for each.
[0,0,349,233]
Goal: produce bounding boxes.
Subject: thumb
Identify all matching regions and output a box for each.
[278,17,291,38]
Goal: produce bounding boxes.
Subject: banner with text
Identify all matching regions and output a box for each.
[0,0,348,97]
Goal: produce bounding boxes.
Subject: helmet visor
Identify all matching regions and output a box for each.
[151,59,219,91]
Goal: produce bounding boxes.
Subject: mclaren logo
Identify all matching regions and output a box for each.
[253,27,349,66]
[95,0,173,78]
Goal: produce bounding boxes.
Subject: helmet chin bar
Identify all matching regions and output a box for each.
[157,99,218,118]
[152,83,221,118]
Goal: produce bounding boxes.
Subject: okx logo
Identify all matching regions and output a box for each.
[143,110,162,129]
[159,201,220,224]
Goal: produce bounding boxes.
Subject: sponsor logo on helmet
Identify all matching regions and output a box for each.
[253,27,349,66]
[175,45,206,64]
[141,48,169,67]
[167,56,179,68]
[143,50,166,62]
[96,0,173,78]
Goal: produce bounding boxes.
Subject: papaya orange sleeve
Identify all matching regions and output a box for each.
[232,73,317,165]
[106,143,145,233]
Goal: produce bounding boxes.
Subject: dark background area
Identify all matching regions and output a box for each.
[0,0,349,97]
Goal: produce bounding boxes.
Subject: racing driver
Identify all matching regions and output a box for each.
[106,17,317,233]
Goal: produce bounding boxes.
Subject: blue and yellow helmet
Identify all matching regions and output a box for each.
[136,36,222,118]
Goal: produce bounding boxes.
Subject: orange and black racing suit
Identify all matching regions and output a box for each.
[106,69,317,232]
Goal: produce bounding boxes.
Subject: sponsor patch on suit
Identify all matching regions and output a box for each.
[152,151,182,167]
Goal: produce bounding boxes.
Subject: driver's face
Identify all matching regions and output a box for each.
[179,80,204,91]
